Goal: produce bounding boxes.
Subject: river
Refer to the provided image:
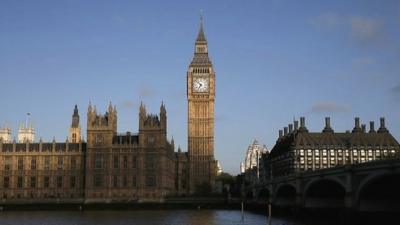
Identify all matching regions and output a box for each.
[0,209,303,225]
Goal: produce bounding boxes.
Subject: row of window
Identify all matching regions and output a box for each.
[2,176,77,189]
[299,157,374,165]
[93,175,148,187]
[2,192,81,200]
[299,149,394,157]
[94,155,138,169]
[2,156,79,171]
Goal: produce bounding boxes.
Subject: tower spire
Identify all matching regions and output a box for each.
[191,12,211,66]
[196,11,207,43]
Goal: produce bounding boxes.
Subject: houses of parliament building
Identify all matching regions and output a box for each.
[0,19,217,203]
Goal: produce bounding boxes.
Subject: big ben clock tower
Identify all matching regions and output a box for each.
[187,16,217,193]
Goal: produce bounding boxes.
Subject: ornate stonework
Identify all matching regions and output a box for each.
[187,17,217,193]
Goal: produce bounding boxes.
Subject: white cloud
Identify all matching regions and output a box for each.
[311,13,386,46]
[311,12,344,28]
[352,57,375,68]
[310,101,350,113]
[391,83,400,93]
[121,100,137,109]
[139,86,156,98]
[350,16,384,43]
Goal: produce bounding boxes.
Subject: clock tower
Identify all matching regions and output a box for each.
[187,16,217,193]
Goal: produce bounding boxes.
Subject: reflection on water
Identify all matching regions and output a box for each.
[0,209,301,225]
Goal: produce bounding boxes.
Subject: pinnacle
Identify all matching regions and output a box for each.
[196,16,207,43]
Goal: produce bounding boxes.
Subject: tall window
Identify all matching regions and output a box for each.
[3,177,9,188]
[114,156,119,169]
[145,155,155,170]
[70,156,76,170]
[18,157,24,170]
[57,156,63,170]
[17,176,23,189]
[30,176,36,188]
[132,176,136,187]
[123,176,127,187]
[132,156,137,169]
[44,156,50,170]
[44,176,50,188]
[4,156,11,170]
[113,176,118,187]
[57,176,63,188]
[70,176,76,188]
[94,175,102,187]
[123,156,128,169]
[31,157,37,170]
[145,176,156,187]
[94,155,103,169]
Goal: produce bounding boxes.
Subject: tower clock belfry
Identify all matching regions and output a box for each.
[187,16,217,193]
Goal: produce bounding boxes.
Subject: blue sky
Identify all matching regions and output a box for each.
[1,0,399,175]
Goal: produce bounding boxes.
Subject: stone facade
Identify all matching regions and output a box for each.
[187,17,217,193]
[269,117,400,178]
[0,140,86,202]
[17,124,35,143]
[0,19,219,203]
[241,140,269,186]
[84,102,176,202]
[0,103,177,203]
[0,127,12,143]
[69,105,81,143]
[242,140,268,172]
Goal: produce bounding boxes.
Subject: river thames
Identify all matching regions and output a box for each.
[0,209,304,225]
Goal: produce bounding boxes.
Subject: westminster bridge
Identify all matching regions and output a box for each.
[245,158,400,212]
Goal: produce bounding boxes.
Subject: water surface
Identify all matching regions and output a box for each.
[0,210,300,225]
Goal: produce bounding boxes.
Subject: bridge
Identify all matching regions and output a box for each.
[245,158,400,212]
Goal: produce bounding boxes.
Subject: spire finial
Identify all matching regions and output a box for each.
[196,10,207,43]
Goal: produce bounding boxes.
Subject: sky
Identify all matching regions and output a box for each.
[1,0,400,175]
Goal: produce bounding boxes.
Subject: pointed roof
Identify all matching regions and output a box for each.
[196,16,207,43]
[190,14,212,67]
[73,104,79,117]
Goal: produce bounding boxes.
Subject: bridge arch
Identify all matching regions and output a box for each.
[257,188,271,203]
[356,171,400,212]
[274,183,297,206]
[304,177,346,194]
[304,178,346,208]
[246,190,254,201]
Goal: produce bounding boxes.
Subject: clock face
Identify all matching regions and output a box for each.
[193,77,209,92]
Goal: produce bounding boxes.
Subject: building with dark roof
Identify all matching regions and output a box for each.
[0,18,219,203]
[269,117,400,178]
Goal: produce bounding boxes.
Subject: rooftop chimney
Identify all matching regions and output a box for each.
[355,117,360,127]
[298,117,308,132]
[352,117,362,133]
[369,121,376,133]
[323,117,334,133]
[361,124,366,133]
[279,130,283,138]
[284,127,288,136]
[294,121,299,131]
[325,117,331,127]
[378,117,388,133]
[288,124,293,133]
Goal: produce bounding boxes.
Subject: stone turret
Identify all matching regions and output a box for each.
[87,102,117,147]
[69,105,81,143]
[138,102,168,147]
